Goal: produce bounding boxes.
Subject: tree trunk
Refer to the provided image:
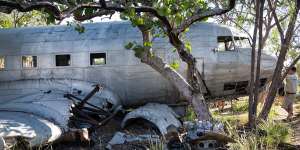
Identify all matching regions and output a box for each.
[139,28,212,121]
[251,0,265,127]
[259,1,300,119]
[258,43,288,120]
[248,0,260,128]
[191,93,212,120]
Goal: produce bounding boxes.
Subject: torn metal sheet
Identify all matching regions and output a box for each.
[121,103,182,135]
[106,132,161,150]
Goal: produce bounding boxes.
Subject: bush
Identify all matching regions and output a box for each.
[232,100,249,113]
[183,105,197,121]
[258,120,292,147]
[226,120,292,150]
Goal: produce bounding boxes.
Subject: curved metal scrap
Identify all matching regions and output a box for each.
[106,132,161,150]
[0,112,62,147]
[121,103,182,135]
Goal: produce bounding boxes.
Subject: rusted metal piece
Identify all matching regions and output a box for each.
[72,107,100,125]
[77,84,102,109]
[95,106,122,128]
[64,93,109,115]
[65,86,122,131]
[58,128,90,144]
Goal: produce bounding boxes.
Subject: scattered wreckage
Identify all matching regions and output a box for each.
[0,22,276,149]
[0,79,234,149]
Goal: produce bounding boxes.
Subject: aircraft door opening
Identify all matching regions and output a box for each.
[215,36,239,95]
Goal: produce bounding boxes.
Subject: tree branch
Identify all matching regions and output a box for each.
[0,1,61,18]
[267,0,284,41]
[174,0,235,34]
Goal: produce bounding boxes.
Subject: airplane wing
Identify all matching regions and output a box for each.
[0,79,120,148]
[0,111,62,147]
[0,90,72,148]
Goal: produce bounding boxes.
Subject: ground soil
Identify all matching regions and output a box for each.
[275,99,300,146]
[52,117,161,150]
[290,102,300,146]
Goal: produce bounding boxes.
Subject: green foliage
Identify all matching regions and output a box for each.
[144,41,153,47]
[0,17,12,28]
[124,42,145,58]
[132,45,145,58]
[125,42,135,49]
[153,0,208,26]
[259,121,292,146]
[269,28,281,54]
[66,21,86,34]
[45,13,55,25]
[75,23,85,34]
[226,120,292,150]
[170,60,180,70]
[183,105,197,121]
[232,100,249,113]
[185,41,192,53]
[117,0,209,57]
[0,10,48,28]
[148,139,164,150]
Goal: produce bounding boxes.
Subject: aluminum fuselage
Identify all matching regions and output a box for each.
[0,21,276,106]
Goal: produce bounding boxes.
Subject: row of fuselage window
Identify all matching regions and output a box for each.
[0,53,106,69]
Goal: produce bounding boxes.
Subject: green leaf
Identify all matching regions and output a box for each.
[75,24,85,34]
[46,14,55,25]
[127,7,136,17]
[132,45,145,58]
[120,13,129,20]
[125,42,134,49]
[84,8,94,16]
[144,41,152,47]
[136,17,144,25]
[185,42,192,53]
[170,60,180,70]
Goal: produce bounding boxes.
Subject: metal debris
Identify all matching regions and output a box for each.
[183,121,235,149]
[106,132,161,150]
[0,79,121,148]
[121,103,182,135]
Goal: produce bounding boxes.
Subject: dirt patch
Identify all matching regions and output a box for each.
[52,117,122,150]
[52,117,162,150]
[287,100,300,146]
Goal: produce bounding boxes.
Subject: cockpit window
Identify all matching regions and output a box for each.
[234,37,251,48]
[217,36,235,51]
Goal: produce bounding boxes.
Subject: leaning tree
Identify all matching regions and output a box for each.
[0,0,235,121]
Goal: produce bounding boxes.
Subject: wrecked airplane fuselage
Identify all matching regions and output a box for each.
[0,22,276,147]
